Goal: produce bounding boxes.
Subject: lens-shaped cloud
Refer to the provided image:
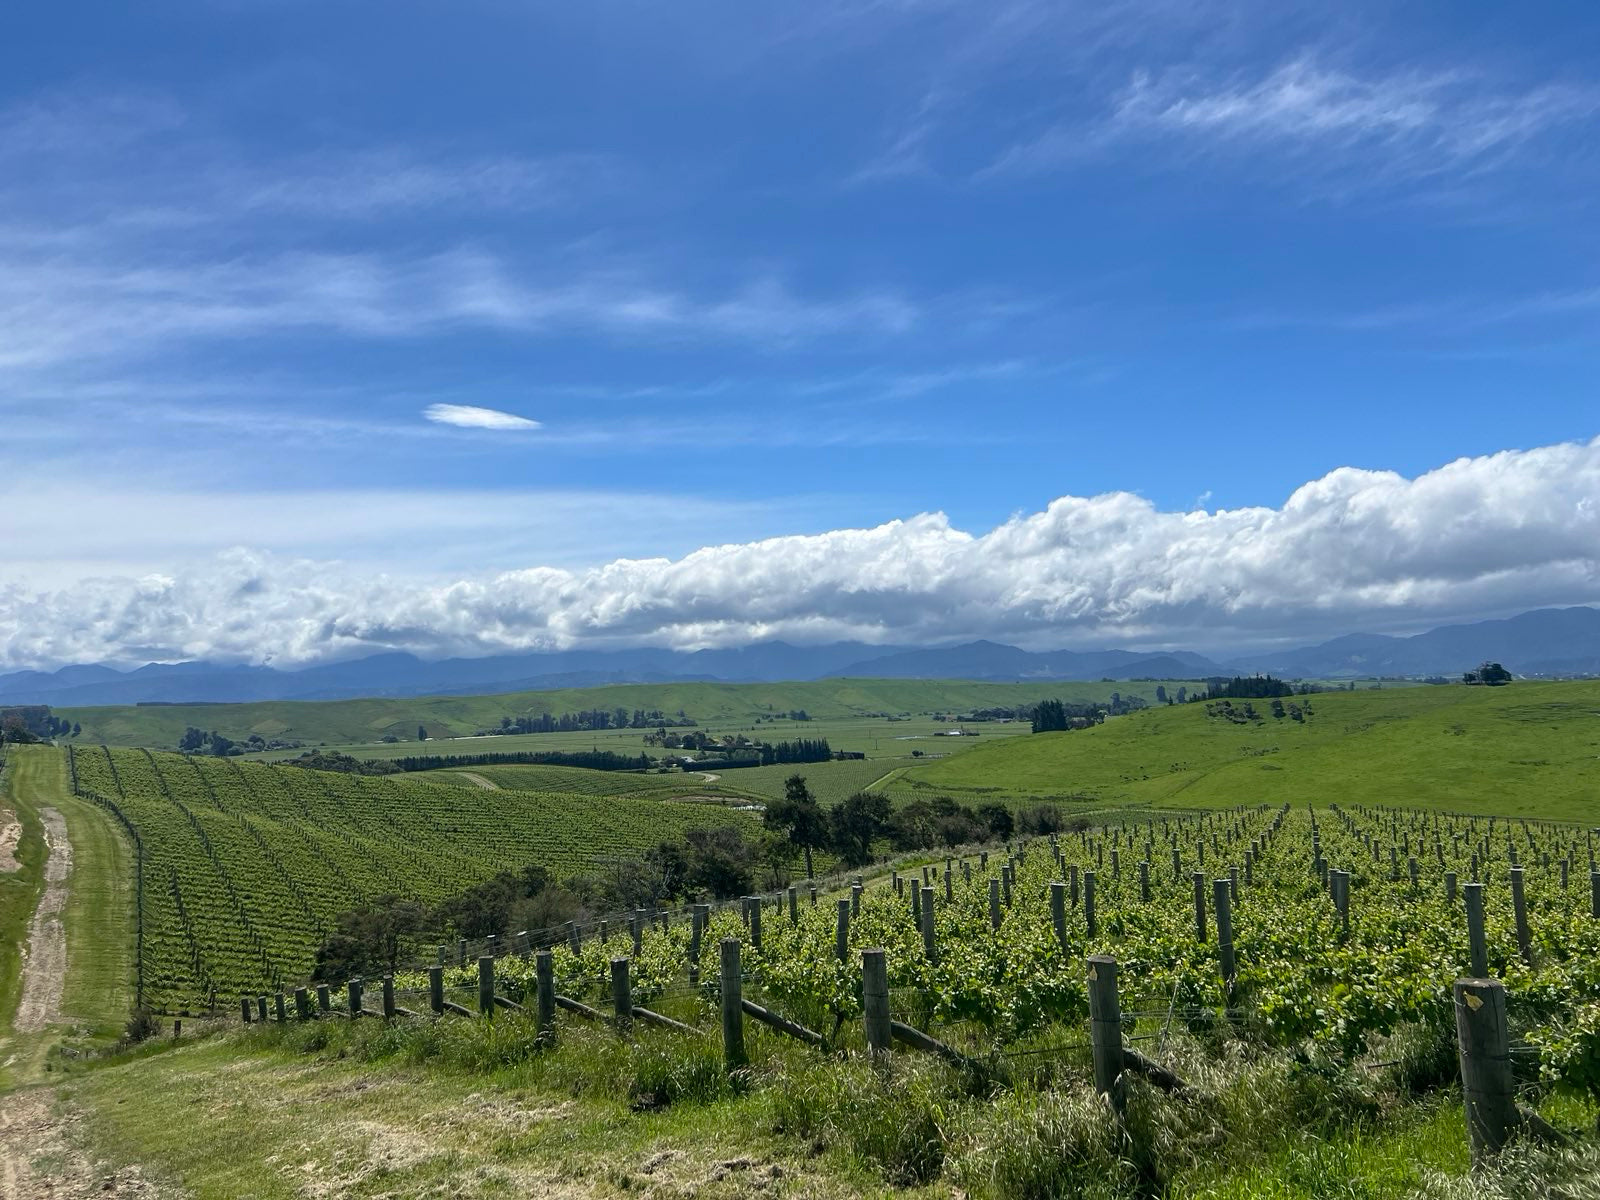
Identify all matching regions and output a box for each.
[423,403,541,431]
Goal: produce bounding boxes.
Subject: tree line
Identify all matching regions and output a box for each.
[486,707,698,735]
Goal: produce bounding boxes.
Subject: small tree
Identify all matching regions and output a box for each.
[764,774,827,878]
[417,724,428,741]
[830,790,891,867]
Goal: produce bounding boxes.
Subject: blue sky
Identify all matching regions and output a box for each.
[3,1,1599,666]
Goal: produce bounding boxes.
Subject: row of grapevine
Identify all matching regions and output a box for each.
[68,745,759,1010]
[391,801,1600,1101]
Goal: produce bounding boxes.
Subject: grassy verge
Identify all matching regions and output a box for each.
[55,789,136,1038]
[0,749,48,1042]
[0,745,135,1089]
[53,1009,1600,1199]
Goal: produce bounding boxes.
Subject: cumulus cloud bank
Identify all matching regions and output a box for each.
[4,438,1599,670]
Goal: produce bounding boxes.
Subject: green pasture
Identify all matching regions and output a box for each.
[59,678,1175,752]
[897,680,1600,822]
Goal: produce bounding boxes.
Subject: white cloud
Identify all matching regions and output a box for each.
[423,403,541,431]
[4,438,1599,670]
[983,57,1599,187]
[0,237,921,382]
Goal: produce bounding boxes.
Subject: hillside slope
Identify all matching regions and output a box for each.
[898,680,1600,821]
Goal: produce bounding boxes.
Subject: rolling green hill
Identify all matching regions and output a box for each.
[896,680,1600,821]
[58,678,1170,750]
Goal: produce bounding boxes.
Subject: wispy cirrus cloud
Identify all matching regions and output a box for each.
[0,238,921,380]
[423,403,541,431]
[981,57,1599,188]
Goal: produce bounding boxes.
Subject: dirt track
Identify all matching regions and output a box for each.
[14,808,70,1034]
[457,772,499,790]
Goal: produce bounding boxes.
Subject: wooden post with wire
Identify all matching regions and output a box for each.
[1087,955,1123,1111]
[536,950,555,1042]
[721,939,745,1070]
[862,947,891,1057]
[1454,977,1517,1165]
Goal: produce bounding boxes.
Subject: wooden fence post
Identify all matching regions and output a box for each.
[257,995,269,1023]
[1454,978,1517,1165]
[1509,868,1533,966]
[1050,881,1068,951]
[1084,871,1098,940]
[720,939,745,1070]
[478,955,495,1017]
[1087,955,1123,1109]
[382,976,395,1020]
[1464,883,1488,978]
[920,887,937,963]
[789,886,799,924]
[1139,858,1151,903]
[862,948,891,1057]
[427,967,443,1016]
[317,984,331,1014]
[1213,879,1235,991]
[835,898,851,962]
[275,993,287,1023]
[611,958,632,1032]
[1446,871,1458,904]
[1192,872,1208,942]
[240,997,252,1023]
[632,909,644,956]
[988,877,1001,931]
[456,938,466,967]
[1591,870,1600,919]
[347,979,361,1018]
[536,950,555,1042]
[749,898,763,951]
[295,987,311,1021]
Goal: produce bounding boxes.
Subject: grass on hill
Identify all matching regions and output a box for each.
[0,745,136,1088]
[0,747,48,1046]
[898,680,1600,822]
[49,1010,1600,1200]
[58,678,1169,751]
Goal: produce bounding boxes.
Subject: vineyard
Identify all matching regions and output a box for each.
[390,801,1600,1116]
[66,746,758,1011]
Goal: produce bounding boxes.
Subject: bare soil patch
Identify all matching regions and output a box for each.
[14,807,70,1033]
[0,809,20,872]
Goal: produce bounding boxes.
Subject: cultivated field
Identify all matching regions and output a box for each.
[67,746,758,1011]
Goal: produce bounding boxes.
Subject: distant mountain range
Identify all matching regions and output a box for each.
[3,606,1597,709]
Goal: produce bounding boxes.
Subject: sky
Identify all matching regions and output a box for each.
[2,1,1599,669]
